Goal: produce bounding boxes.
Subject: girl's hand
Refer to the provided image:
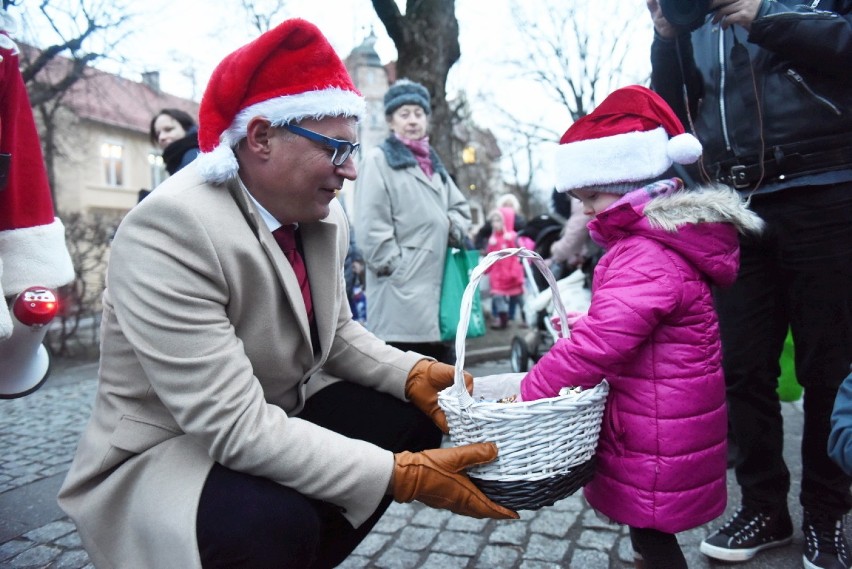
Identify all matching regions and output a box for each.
[550,311,585,335]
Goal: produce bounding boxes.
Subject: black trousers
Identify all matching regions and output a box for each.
[629,527,687,569]
[388,341,455,365]
[196,381,442,569]
[714,182,852,516]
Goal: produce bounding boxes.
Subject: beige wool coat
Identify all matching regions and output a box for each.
[57,164,423,569]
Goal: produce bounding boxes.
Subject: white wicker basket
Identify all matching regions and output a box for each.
[438,247,609,510]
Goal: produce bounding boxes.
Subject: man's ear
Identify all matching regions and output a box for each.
[244,117,273,157]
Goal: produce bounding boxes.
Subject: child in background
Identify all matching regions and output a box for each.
[519,85,764,569]
[485,207,525,329]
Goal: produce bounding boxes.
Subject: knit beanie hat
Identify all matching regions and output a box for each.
[195,18,365,184]
[554,85,702,193]
[383,79,431,116]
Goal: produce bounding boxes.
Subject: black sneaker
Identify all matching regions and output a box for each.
[699,505,793,562]
[803,511,851,569]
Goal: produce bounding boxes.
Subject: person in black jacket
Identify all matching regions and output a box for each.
[647,1,852,568]
[150,108,200,176]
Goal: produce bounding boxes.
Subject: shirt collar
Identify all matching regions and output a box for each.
[237,176,297,232]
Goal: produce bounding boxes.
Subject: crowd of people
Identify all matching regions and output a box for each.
[56,4,851,569]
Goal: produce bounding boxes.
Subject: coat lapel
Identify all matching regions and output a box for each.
[227,181,313,348]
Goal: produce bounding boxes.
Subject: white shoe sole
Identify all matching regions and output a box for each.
[699,535,793,562]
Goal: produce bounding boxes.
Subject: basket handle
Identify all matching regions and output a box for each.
[451,247,569,406]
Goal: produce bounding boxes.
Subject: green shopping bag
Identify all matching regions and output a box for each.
[439,248,485,341]
[778,329,802,402]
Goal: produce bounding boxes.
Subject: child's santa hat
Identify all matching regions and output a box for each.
[195,18,365,184]
[554,85,702,193]
[0,22,74,340]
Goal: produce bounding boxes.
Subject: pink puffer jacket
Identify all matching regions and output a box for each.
[521,181,764,533]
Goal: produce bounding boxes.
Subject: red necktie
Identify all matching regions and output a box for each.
[272,225,313,322]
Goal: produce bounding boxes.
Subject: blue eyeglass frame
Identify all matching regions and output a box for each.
[282,124,360,166]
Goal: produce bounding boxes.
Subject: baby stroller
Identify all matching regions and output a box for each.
[510,216,592,373]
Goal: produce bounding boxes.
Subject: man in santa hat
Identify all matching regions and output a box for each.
[58,18,516,569]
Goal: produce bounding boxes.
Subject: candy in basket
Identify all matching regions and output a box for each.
[437,247,609,511]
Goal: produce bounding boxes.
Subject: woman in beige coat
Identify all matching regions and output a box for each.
[354,79,472,364]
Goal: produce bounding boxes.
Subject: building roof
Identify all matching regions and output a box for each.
[24,45,199,135]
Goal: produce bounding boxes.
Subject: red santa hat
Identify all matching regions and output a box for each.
[553,84,702,193]
[0,23,74,339]
[195,18,365,184]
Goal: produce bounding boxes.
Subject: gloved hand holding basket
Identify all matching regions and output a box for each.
[437,247,609,511]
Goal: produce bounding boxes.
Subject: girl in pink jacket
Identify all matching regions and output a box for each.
[519,86,764,569]
[485,207,525,329]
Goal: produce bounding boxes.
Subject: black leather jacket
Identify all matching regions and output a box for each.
[651,0,852,192]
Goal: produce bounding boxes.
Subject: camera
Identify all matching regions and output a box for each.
[659,0,712,32]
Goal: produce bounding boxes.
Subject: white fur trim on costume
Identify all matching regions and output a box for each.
[667,133,702,164]
[0,217,74,294]
[0,259,10,340]
[196,143,240,185]
[554,127,673,192]
[197,88,365,184]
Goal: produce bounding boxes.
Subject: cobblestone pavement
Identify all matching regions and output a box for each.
[0,354,835,569]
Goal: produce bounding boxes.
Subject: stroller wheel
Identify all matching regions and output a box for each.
[510,336,531,373]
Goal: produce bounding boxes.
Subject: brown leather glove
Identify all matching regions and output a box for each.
[391,442,519,520]
[406,359,474,433]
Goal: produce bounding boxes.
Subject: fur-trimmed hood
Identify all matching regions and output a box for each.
[379,135,449,183]
[589,181,764,287]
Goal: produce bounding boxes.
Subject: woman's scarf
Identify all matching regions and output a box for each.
[395,133,434,178]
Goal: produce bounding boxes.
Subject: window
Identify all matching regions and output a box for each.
[149,153,166,188]
[100,142,124,186]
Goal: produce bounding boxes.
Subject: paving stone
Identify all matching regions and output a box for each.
[430,530,484,556]
[396,526,439,551]
[446,515,489,532]
[568,547,610,569]
[420,552,470,569]
[373,513,409,533]
[474,544,522,568]
[51,549,92,569]
[522,533,570,563]
[529,509,578,537]
[0,539,31,562]
[488,520,528,544]
[375,547,422,569]
[411,508,452,528]
[336,554,370,568]
[24,520,76,543]
[576,527,619,551]
[8,543,61,567]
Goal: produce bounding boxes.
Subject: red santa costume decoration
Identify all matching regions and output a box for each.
[0,10,74,340]
[194,18,365,184]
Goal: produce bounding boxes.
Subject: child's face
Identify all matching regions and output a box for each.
[490,214,503,231]
[571,189,621,217]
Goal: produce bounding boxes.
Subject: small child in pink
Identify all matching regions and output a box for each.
[485,207,524,329]
[519,86,764,569]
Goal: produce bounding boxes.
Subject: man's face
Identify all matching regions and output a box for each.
[248,115,358,225]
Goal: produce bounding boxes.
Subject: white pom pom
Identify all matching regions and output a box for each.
[667,133,703,165]
[196,144,239,184]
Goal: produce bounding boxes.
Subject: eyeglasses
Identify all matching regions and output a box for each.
[282,124,360,167]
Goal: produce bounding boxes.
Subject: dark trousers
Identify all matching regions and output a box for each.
[714,182,852,517]
[388,341,455,365]
[629,527,687,569]
[196,381,442,569]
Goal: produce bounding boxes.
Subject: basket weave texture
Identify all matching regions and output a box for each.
[438,248,609,511]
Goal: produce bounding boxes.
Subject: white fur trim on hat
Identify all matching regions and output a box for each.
[667,132,702,165]
[197,88,365,185]
[554,127,673,192]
